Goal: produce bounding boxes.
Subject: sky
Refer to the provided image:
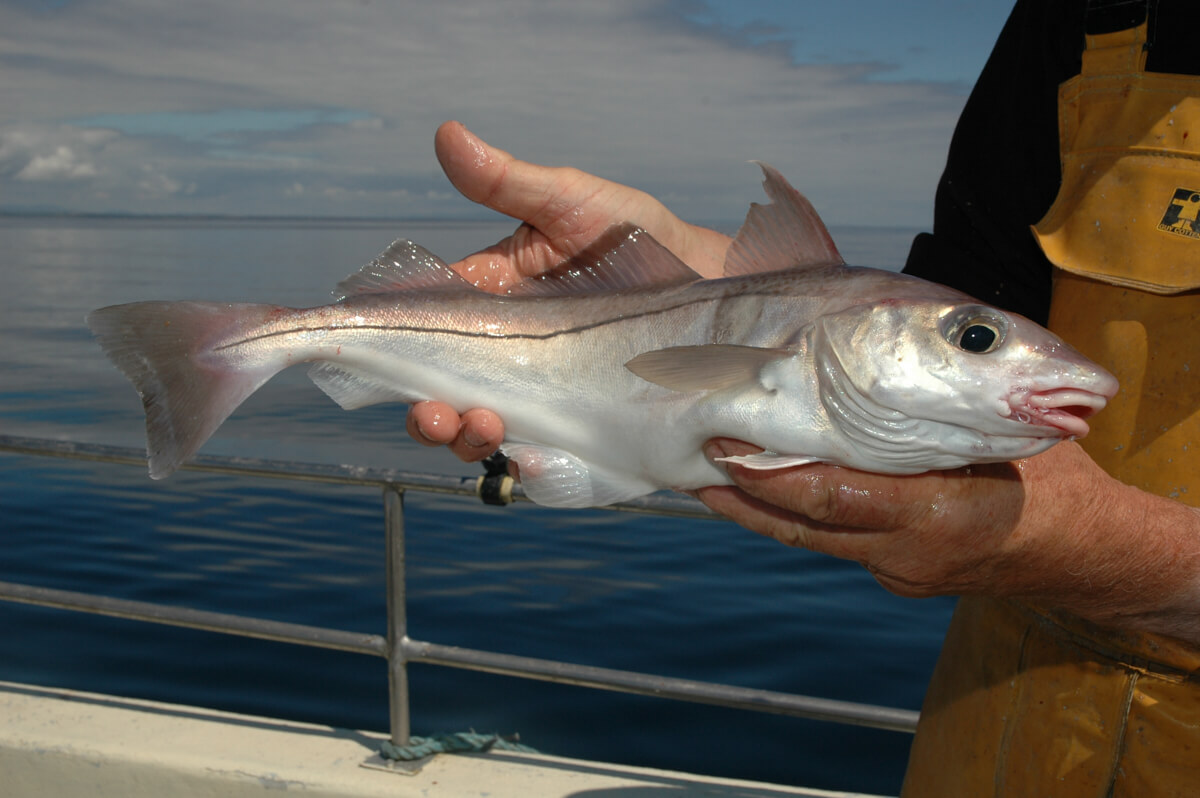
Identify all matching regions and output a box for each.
[1,0,1018,228]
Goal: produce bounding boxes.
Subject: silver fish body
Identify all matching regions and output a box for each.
[88,166,1118,507]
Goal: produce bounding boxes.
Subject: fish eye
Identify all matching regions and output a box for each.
[959,323,1000,353]
[941,307,1007,355]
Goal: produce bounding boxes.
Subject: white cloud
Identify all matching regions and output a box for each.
[348,117,385,132]
[16,146,96,181]
[0,0,978,224]
[2,125,116,182]
[135,165,195,197]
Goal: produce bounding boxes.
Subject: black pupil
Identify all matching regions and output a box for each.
[960,324,997,353]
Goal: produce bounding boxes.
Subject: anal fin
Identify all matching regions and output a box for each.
[308,363,414,410]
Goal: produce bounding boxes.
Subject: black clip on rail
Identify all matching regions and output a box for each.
[476,451,515,506]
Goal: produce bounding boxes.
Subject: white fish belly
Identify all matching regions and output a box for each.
[283,298,763,506]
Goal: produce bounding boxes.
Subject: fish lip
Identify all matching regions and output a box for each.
[1006,388,1110,438]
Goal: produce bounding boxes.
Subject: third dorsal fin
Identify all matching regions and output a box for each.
[723,163,844,277]
[508,223,703,297]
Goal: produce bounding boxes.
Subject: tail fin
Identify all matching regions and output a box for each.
[86,301,286,479]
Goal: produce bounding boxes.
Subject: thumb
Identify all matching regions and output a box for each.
[435,120,574,224]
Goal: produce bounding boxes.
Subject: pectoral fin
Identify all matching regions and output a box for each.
[715,452,826,470]
[625,344,791,392]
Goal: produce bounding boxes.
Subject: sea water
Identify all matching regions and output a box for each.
[0,215,953,794]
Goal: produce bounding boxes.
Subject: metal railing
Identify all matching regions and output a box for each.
[0,433,920,752]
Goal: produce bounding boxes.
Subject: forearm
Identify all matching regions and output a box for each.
[1012,450,1200,643]
[1100,491,1200,643]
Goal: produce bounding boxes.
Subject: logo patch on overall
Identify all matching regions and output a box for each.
[1158,188,1200,239]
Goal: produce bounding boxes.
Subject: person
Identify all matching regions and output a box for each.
[408,1,1200,793]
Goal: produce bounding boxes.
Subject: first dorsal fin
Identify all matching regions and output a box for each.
[508,223,703,297]
[723,162,844,277]
[334,239,474,300]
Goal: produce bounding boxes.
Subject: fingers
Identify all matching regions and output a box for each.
[454,408,505,459]
[692,483,825,550]
[406,402,505,463]
[406,401,460,446]
[702,439,903,531]
[693,439,877,561]
[698,437,1029,592]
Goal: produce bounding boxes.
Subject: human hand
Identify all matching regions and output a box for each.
[694,439,1200,643]
[694,439,1029,597]
[407,121,732,460]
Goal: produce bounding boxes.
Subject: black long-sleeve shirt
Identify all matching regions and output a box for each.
[902,0,1200,325]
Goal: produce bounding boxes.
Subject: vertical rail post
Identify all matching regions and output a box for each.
[383,484,410,747]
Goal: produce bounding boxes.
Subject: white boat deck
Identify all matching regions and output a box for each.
[0,680,891,798]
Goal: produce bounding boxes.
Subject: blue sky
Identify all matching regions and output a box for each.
[1,0,1017,227]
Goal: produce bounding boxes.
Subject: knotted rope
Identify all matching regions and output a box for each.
[379,731,537,761]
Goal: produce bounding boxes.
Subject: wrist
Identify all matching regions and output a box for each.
[1076,491,1200,643]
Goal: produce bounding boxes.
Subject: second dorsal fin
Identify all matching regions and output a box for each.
[508,223,703,297]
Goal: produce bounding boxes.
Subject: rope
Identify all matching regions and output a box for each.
[379,731,538,761]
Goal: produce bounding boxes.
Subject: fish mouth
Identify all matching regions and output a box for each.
[1007,388,1110,438]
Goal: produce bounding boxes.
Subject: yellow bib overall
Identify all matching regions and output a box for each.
[902,21,1200,797]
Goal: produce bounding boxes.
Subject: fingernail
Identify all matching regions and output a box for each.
[418,411,447,442]
[411,420,436,444]
[463,429,487,448]
[703,441,728,462]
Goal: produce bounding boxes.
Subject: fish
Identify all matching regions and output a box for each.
[87,164,1118,508]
